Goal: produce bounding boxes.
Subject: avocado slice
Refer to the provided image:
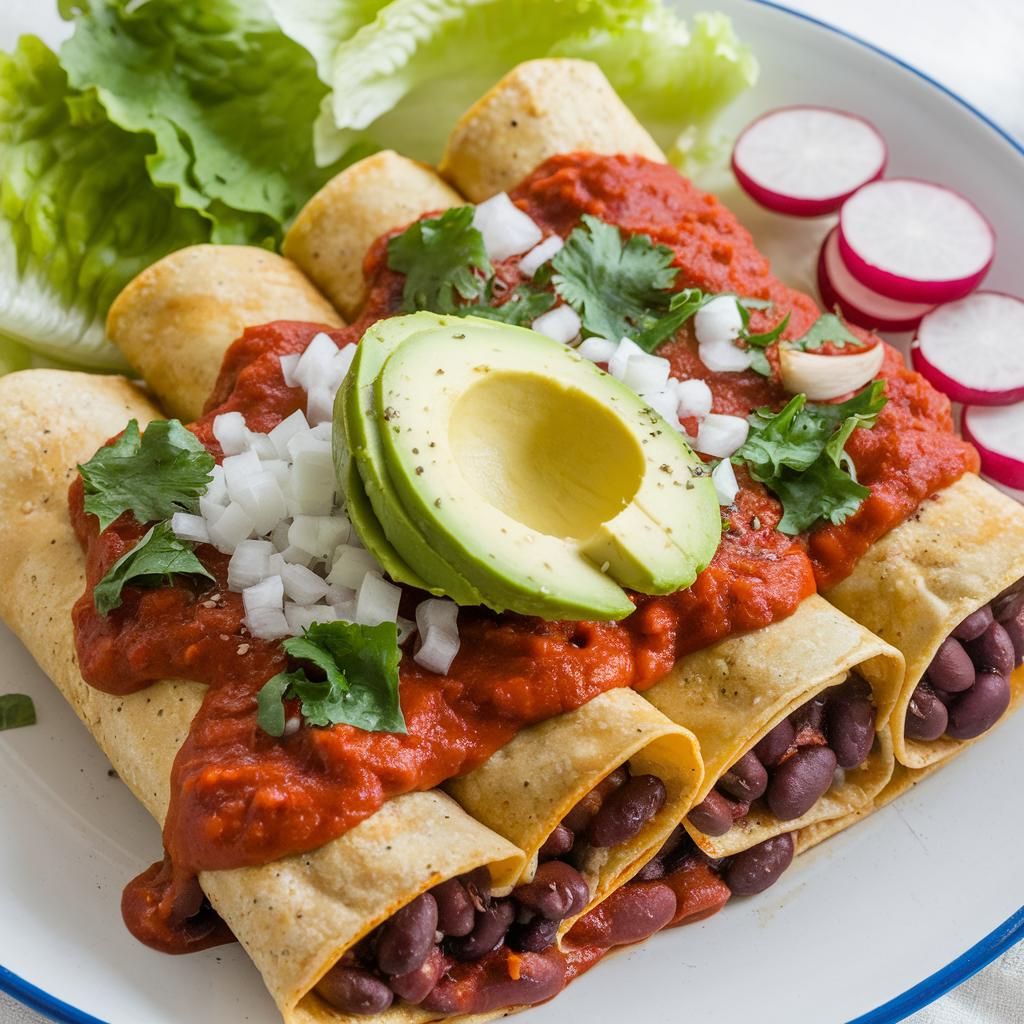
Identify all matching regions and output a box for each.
[337,312,484,605]
[373,317,720,620]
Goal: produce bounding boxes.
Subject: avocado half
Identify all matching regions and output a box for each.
[335,313,721,621]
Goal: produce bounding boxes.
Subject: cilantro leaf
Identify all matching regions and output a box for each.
[636,287,706,352]
[93,522,214,615]
[734,382,887,534]
[461,282,555,326]
[792,313,864,351]
[79,419,215,532]
[743,312,791,377]
[256,621,405,737]
[387,207,491,314]
[552,214,678,342]
[0,694,36,731]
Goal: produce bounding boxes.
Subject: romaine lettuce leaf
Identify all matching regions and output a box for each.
[0,36,207,368]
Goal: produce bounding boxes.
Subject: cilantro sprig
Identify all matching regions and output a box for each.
[257,621,405,737]
[79,418,215,531]
[733,381,887,534]
[791,313,865,352]
[0,694,36,731]
[93,522,214,614]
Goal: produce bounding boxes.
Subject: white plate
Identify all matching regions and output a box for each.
[1,3,1022,1023]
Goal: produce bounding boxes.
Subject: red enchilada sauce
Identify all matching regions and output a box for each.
[70,154,976,952]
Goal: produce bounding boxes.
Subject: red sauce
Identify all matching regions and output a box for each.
[70,153,976,952]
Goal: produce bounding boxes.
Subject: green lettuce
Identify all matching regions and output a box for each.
[0,36,207,368]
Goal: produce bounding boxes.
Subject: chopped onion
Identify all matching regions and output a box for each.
[284,602,332,635]
[354,572,402,626]
[326,583,356,606]
[281,562,332,604]
[200,495,227,528]
[640,389,679,423]
[306,383,335,426]
[396,616,417,645]
[577,337,617,364]
[607,336,645,380]
[414,598,460,675]
[326,344,357,390]
[204,464,228,505]
[279,544,315,568]
[245,431,277,460]
[694,295,743,346]
[228,539,274,591]
[171,512,210,545]
[331,598,357,623]
[674,378,713,420]
[243,576,288,638]
[328,545,382,589]
[270,520,291,552]
[292,332,338,393]
[267,551,286,576]
[695,414,750,458]
[472,193,543,261]
[289,448,335,515]
[622,352,671,393]
[290,515,351,559]
[280,353,301,387]
[213,411,248,456]
[531,304,581,344]
[245,607,291,641]
[259,459,291,489]
[268,410,310,460]
[712,459,740,505]
[233,472,288,536]
[699,340,754,373]
[778,344,885,400]
[310,421,333,443]
[518,235,564,277]
[223,450,262,502]
[208,501,255,554]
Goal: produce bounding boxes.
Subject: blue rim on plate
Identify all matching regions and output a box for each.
[1,3,1022,1023]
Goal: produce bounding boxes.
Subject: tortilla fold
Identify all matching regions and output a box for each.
[446,688,703,936]
[284,152,464,320]
[644,595,904,857]
[0,370,527,1024]
[439,60,665,202]
[107,245,342,422]
[825,474,1024,769]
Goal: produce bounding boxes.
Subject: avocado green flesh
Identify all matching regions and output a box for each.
[374,318,720,620]
[340,313,484,606]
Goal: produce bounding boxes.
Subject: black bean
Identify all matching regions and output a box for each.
[946,671,1012,740]
[717,750,769,802]
[790,695,826,735]
[767,746,837,820]
[723,834,795,896]
[632,857,666,882]
[388,947,444,1005]
[996,593,1024,666]
[904,684,949,741]
[754,718,796,768]
[659,827,696,876]
[508,915,559,953]
[448,899,515,961]
[687,790,736,836]
[462,867,492,911]
[588,774,667,848]
[596,883,678,948]
[562,791,602,834]
[927,637,976,693]
[965,621,1016,677]
[432,878,476,938]
[513,861,590,921]
[827,692,876,769]
[952,605,994,641]
[316,964,394,1015]
[421,949,566,1015]
[538,824,574,861]
[375,892,438,976]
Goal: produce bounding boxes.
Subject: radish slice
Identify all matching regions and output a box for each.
[817,228,934,332]
[963,404,1024,489]
[732,107,886,217]
[911,293,1024,406]
[779,343,885,401]
[838,179,994,303]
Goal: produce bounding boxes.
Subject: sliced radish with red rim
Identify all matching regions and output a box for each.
[911,293,1024,406]
[732,106,886,217]
[838,179,994,303]
[963,404,1024,490]
[817,228,933,333]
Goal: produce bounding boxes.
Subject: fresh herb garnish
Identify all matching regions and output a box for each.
[0,694,36,731]
[93,521,214,614]
[387,206,492,313]
[791,313,864,352]
[462,282,555,326]
[256,621,405,737]
[742,309,791,376]
[636,287,706,352]
[79,419,215,531]
[552,214,678,342]
[733,381,887,534]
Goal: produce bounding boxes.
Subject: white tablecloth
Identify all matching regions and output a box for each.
[1,1,1021,1022]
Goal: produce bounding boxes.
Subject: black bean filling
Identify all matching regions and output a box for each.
[686,674,876,837]
[905,581,1023,743]
[315,761,666,1015]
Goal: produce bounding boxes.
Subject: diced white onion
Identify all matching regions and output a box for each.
[268,410,310,459]
[326,583,357,606]
[712,458,740,505]
[200,495,227,528]
[326,344,357,391]
[694,414,750,458]
[246,431,277,460]
[577,337,618,364]
[354,572,402,626]
[245,607,290,640]
[222,450,262,501]
[674,378,714,420]
[607,336,645,381]
[280,545,315,568]
[290,515,351,560]
[640,389,679,423]
[228,539,274,591]
[622,352,671,393]
[280,353,301,387]
[328,545,382,589]
[472,193,543,261]
[289,448,335,515]
[284,602,331,634]
[208,501,255,554]
[306,383,335,426]
[331,599,356,623]
[414,598,461,675]
[212,412,248,456]
[281,562,332,604]
[531,304,581,344]
[233,472,288,536]
[270,521,291,552]
[292,332,338,393]
[243,576,286,637]
[694,295,744,346]
[287,429,331,461]
[310,421,333,443]
[260,459,290,489]
[204,465,228,506]
[267,551,286,576]
[396,616,417,645]
[170,512,210,545]
[699,341,754,373]
[518,235,564,277]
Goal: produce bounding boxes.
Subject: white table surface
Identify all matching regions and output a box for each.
[1,2,1022,1022]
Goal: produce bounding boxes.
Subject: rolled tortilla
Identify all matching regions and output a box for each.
[0,370,526,1024]
[644,595,904,858]
[107,245,342,422]
[439,59,665,202]
[825,474,1024,769]
[284,152,463,321]
[446,688,703,935]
